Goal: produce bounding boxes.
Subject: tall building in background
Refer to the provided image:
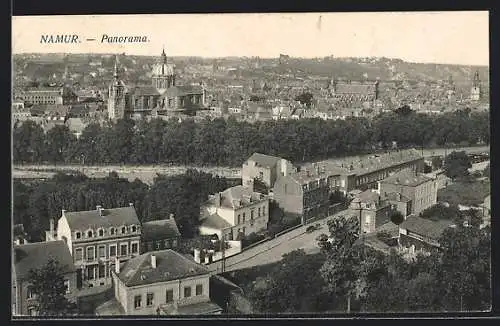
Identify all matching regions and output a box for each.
[107,57,126,119]
[470,70,482,101]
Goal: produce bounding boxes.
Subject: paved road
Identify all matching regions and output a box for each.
[208,212,346,273]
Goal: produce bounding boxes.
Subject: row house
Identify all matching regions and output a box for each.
[47,204,142,289]
[272,169,330,224]
[199,185,270,241]
[13,241,77,316]
[242,152,296,190]
[141,215,181,253]
[106,250,222,315]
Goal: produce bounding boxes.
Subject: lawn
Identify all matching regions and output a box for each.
[437,179,490,207]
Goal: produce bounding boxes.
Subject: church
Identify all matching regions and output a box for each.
[107,49,206,120]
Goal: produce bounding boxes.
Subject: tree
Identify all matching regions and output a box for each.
[444,151,472,180]
[295,92,313,107]
[390,210,405,225]
[27,258,77,316]
[432,156,443,170]
[318,216,361,312]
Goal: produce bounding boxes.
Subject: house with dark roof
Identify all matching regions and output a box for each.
[141,215,181,253]
[104,250,222,315]
[398,216,454,253]
[242,152,296,189]
[379,169,438,216]
[13,224,29,245]
[348,189,391,234]
[199,186,270,241]
[12,241,77,316]
[51,204,142,289]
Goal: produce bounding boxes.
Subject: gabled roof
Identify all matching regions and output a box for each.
[216,185,268,209]
[200,212,232,230]
[116,249,210,287]
[381,169,434,187]
[142,218,181,241]
[63,206,140,231]
[246,153,282,168]
[399,216,454,240]
[14,240,76,281]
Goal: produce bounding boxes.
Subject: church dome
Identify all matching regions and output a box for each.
[152,63,175,76]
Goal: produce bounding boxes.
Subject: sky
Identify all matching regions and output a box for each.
[12,12,489,66]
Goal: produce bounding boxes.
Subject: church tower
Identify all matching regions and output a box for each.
[107,56,126,120]
[152,47,176,94]
[470,70,481,101]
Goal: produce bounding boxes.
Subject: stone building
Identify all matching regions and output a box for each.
[348,189,391,234]
[108,250,222,315]
[241,153,296,190]
[141,215,181,253]
[470,70,482,101]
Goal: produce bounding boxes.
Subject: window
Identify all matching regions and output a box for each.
[146,293,154,306]
[164,240,171,248]
[134,295,142,309]
[172,239,177,247]
[251,210,254,220]
[166,289,174,303]
[86,246,95,261]
[258,207,261,217]
[121,227,126,234]
[109,245,117,257]
[120,243,128,256]
[184,286,191,298]
[98,265,105,278]
[27,286,35,299]
[131,242,139,254]
[237,214,241,224]
[263,206,266,215]
[156,242,162,250]
[110,228,115,236]
[196,284,203,296]
[131,225,137,233]
[64,280,70,294]
[87,266,95,280]
[75,248,83,261]
[258,171,264,179]
[242,213,246,223]
[87,230,93,238]
[75,232,81,239]
[98,229,104,237]
[98,245,106,258]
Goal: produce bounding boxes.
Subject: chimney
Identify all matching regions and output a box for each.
[151,254,157,269]
[129,202,134,207]
[96,205,103,217]
[194,249,201,264]
[169,213,174,220]
[215,193,222,207]
[115,257,120,274]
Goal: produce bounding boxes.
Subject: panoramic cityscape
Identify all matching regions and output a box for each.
[11,12,491,317]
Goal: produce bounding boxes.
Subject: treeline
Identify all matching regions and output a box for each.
[13,170,240,241]
[246,216,490,313]
[13,109,489,166]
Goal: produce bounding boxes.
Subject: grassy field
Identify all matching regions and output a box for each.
[437,179,490,207]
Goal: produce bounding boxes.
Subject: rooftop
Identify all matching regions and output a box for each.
[208,185,268,210]
[199,212,233,230]
[14,240,75,281]
[141,218,181,241]
[116,249,210,287]
[381,169,434,187]
[246,152,284,168]
[399,216,454,240]
[159,301,223,315]
[128,85,160,97]
[63,205,140,231]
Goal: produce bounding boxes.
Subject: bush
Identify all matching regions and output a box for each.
[242,232,267,248]
[390,210,405,225]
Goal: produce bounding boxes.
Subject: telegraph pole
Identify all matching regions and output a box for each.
[220,235,226,273]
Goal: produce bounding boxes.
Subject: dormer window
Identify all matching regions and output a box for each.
[110,227,115,235]
[87,230,93,238]
[121,226,127,234]
[131,225,137,233]
[98,229,104,237]
[75,231,81,239]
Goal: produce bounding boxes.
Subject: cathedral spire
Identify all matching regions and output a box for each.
[113,55,119,80]
[473,70,480,87]
[161,47,167,76]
